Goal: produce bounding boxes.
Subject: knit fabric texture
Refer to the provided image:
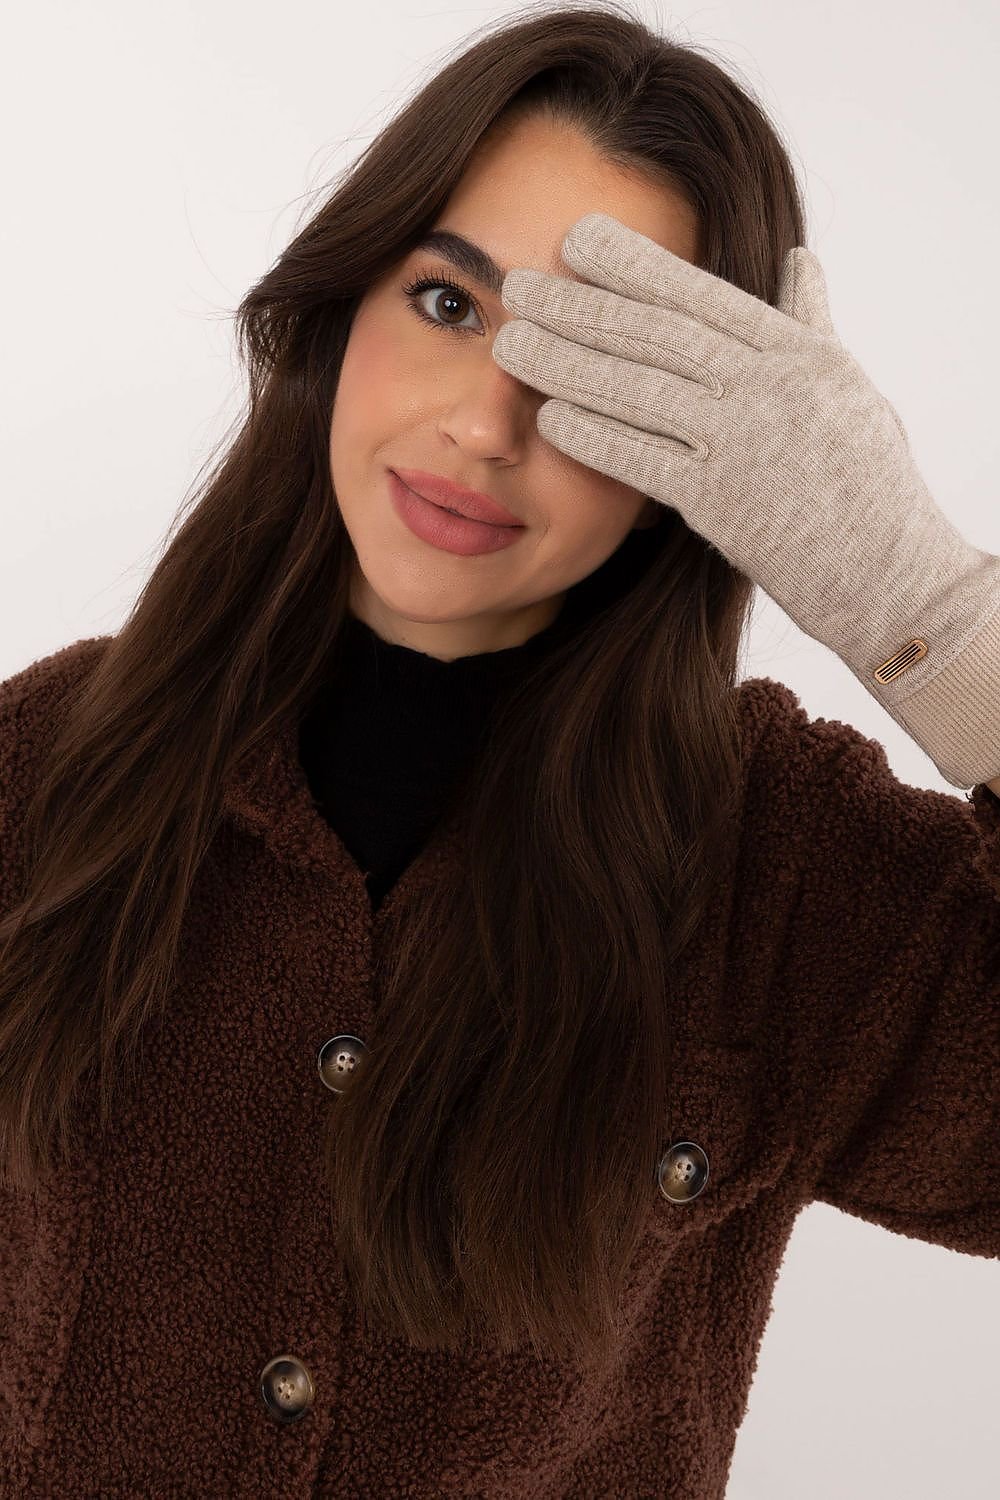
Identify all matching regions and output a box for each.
[1,632,998,1499]
[493,211,1000,789]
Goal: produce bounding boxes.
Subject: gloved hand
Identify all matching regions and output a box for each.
[491,211,1000,790]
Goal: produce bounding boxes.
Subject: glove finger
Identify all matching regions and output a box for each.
[535,398,700,517]
[500,263,742,389]
[558,211,803,353]
[775,246,836,337]
[492,318,716,456]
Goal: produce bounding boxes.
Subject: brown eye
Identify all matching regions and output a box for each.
[401,271,484,335]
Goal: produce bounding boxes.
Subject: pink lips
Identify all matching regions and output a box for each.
[392,467,523,528]
[387,469,526,556]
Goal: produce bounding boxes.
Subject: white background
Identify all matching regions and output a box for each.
[2,2,998,1495]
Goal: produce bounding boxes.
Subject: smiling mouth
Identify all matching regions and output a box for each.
[393,468,523,528]
[425,496,506,527]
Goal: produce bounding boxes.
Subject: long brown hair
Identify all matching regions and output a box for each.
[0,0,806,1370]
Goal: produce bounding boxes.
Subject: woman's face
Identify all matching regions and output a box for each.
[329,112,700,659]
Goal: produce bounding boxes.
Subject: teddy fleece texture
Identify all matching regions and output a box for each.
[1,633,998,1499]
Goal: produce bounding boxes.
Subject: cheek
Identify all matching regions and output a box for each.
[330,297,430,457]
[549,471,646,551]
[536,488,643,592]
[331,321,394,444]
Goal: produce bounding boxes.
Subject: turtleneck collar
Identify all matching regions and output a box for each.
[339,607,566,673]
[303,608,567,777]
[288,606,577,905]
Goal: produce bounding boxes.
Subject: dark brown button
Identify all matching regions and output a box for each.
[259,1354,315,1423]
[317,1034,368,1092]
[658,1141,710,1203]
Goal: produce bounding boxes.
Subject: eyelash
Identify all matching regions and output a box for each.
[401,265,485,336]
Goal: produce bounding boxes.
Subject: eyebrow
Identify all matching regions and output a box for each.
[409,230,509,298]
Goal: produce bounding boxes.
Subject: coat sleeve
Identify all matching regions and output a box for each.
[0,636,111,916]
[749,680,1000,1260]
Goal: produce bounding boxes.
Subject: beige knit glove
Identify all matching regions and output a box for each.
[491,211,1000,790]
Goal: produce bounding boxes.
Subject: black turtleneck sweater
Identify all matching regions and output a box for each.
[297,612,566,911]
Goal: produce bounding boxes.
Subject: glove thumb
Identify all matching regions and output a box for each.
[775,246,837,338]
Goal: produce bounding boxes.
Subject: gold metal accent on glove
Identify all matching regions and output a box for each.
[873,638,929,684]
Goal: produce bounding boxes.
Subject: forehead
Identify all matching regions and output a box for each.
[403,118,699,297]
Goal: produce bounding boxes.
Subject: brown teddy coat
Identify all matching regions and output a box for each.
[1,635,997,1498]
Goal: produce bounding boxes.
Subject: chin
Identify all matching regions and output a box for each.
[351,568,496,628]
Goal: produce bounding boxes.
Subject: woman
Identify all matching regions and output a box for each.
[1,3,997,1496]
